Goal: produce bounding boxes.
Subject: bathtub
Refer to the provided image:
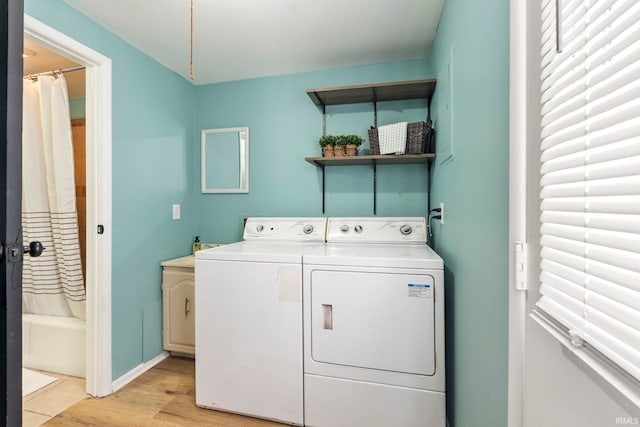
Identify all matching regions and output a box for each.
[22,314,86,378]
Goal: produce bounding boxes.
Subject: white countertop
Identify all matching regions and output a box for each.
[161,244,224,268]
[160,255,195,268]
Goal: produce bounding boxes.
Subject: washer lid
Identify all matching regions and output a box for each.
[195,241,322,263]
[304,243,443,269]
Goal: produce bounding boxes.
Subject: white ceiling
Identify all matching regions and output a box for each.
[60,0,444,85]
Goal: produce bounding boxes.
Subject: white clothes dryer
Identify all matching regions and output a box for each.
[303,217,445,427]
[195,217,326,426]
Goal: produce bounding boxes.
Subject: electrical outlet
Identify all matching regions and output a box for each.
[172,204,181,220]
[439,202,444,224]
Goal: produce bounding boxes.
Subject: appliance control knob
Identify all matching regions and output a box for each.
[256,224,264,233]
[400,225,413,235]
[340,225,350,233]
[303,224,314,234]
[354,225,363,234]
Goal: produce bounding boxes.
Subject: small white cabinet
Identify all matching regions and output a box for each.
[161,256,196,355]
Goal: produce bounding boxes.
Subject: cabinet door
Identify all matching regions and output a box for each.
[163,273,195,354]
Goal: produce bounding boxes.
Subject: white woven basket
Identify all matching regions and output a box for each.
[378,122,408,154]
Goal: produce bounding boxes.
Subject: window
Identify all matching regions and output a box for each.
[532,0,640,404]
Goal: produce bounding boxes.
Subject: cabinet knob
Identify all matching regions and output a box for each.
[185,297,191,317]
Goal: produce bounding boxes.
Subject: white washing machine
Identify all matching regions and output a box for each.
[195,217,326,425]
[303,217,445,427]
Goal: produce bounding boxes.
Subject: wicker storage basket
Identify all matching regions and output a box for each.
[368,127,380,155]
[425,121,435,153]
[369,121,429,155]
[406,121,427,154]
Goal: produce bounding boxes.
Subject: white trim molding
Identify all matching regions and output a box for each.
[24,15,113,397]
[508,0,528,426]
[112,352,170,392]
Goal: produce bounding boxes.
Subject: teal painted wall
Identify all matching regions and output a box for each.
[69,98,85,119]
[24,0,197,379]
[25,8,510,421]
[194,60,432,243]
[428,0,510,426]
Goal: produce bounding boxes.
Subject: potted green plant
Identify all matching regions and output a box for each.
[319,135,336,157]
[334,135,348,157]
[344,135,364,156]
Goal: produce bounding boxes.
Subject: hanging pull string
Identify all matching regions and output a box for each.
[190,0,195,81]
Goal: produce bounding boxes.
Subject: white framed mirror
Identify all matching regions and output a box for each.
[201,127,249,193]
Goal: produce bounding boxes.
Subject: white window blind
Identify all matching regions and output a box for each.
[536,0,640,394]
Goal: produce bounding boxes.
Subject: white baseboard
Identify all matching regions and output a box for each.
[111,351,170,392]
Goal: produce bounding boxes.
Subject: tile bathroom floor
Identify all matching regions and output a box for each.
[22,371,86,427]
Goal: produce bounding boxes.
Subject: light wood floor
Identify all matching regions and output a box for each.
[42,357,286,426]
[23,370,86,426]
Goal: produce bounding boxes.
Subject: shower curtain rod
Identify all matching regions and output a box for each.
[23,65,85,80]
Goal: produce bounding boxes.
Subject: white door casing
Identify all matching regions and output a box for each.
[23,15,113,398]
[507,0,529,425]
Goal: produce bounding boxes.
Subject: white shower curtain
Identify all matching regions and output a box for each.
[22,75,86,320]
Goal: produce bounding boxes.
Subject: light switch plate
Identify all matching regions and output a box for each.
[172,204,181,220]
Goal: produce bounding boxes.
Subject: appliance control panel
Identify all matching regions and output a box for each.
[326,217,427,244]
[243,217,327,242]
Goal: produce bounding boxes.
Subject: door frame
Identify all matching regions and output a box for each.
[23,15,113,397]
[2,0,24,424]
[507,0,529,426]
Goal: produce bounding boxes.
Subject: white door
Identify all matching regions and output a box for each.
[310,270,436,376]
[509,1,639,425]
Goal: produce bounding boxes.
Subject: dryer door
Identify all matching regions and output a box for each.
[310,270,435,375]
